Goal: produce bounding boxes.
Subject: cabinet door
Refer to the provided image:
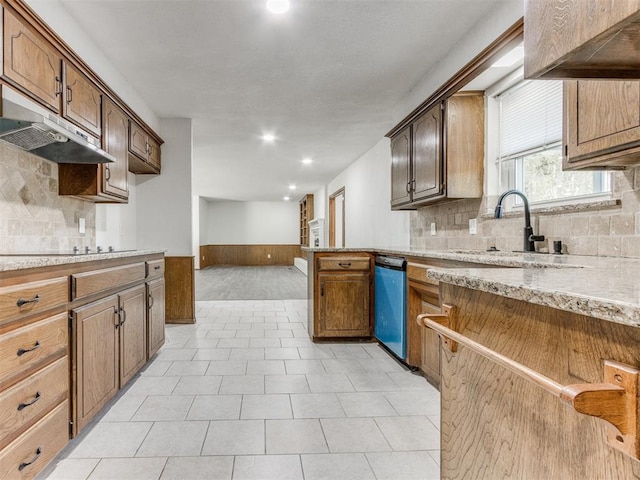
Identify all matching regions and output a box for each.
[73,295,119,434]
[147,279,165,359]
[412,103,443,202]
[317,272,370,337]
[147,138,161,172]
[565,80,640,169]
[128,120,149,160]
[62,62,101,138]
[119,285,147,387]
[419,302,441,387]
[390,126,412,208]
[102,97,129,199]
[2,9,62,112]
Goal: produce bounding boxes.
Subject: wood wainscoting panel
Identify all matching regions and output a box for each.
[200,245,302,267]
[165,256,195,324]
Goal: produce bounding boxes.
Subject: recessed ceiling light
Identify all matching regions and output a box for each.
[288,185,297,190]
[302,158,312,165]
[262,133,276,143]
[266,0,290,14]
[283,196,290,201]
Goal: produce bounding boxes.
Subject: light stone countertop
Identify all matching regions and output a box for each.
[0,250,165,272]
[305,246,640,328]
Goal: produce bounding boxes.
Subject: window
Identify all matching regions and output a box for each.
[493,77,610,206]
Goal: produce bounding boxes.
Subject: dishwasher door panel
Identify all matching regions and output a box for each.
[374,265,407,359]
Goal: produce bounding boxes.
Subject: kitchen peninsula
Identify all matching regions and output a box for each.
[306,247,640,477]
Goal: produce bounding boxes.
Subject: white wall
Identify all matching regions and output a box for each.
[327,139,410,248]
[393,1,523,122]
[137,118,193,255]
[25,0,159,131]
[95,173,138,250]
[205,201,298,245]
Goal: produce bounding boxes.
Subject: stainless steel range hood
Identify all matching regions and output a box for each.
[0,85,114,164]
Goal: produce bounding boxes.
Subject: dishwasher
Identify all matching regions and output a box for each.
[374,255,407,360]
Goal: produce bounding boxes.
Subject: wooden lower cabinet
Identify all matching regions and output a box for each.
[317,272,371,338]
[72,284,147,434]
[118,285,146,386]
[73,295,119,434]
[146,278,165,359]
[0,401,69,480]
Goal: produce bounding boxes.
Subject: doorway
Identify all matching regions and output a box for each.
[329,187,345,248]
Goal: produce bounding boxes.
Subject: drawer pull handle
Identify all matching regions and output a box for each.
[154,265,161,270]
[16,295,40,307]
[18,447,42,471]
[119,307,127,326]
[17,391,41,411]
[148,294,154,308]
[338,262,351,268]
[17,341,41,357]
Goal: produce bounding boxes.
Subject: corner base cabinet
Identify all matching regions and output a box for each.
[308,253,373,340]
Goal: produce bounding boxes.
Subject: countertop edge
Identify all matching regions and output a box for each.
[0,250,166,272]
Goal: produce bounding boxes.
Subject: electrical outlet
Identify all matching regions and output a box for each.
[78,217,85,234]
[469,218,477,235]
[267,254,271,259]
[430,222,436,236]
[202,256,205,261]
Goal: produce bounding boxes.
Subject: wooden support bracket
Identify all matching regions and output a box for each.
[420,307,640,461]
[417,303,457,352]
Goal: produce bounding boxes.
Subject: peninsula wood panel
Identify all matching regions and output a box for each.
[200,245,302,267]
[164,256,194,324]
[438,283,640,479]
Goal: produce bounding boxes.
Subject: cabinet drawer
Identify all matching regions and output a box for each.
[317,257,370,271]
[0,400,69,480]
[71,263,145,300]
[0,314,68,388]
[0,278,68,328]
[0,357,68,450]
[146,259,164,279]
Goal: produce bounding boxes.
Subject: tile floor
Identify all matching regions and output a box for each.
[41,299,441,480]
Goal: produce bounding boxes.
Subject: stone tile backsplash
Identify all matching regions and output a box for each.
[0,142,95,253]
[411,167,640,258]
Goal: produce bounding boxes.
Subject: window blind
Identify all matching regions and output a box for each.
[497,80,562,160]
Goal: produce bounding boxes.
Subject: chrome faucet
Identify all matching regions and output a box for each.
[494,189,545,252]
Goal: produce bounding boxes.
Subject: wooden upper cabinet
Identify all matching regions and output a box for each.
[412,103,443,203]
[524,0,640,79]
[390,126,412,208]
[62,62,101,138]
[2,7,62,112]
[390,93,483,210]
[128,120,161,174]
[564,80,640,169]
[58,96,129,202]
[102,97,129,199]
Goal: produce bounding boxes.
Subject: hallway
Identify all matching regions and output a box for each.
[41,298,440,479]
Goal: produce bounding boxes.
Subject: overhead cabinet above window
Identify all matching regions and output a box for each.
[564,79,640,169]
[524,0,640,79]
[390,92,484,210]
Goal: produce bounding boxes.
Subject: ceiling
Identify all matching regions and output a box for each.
[54,0,507,202]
